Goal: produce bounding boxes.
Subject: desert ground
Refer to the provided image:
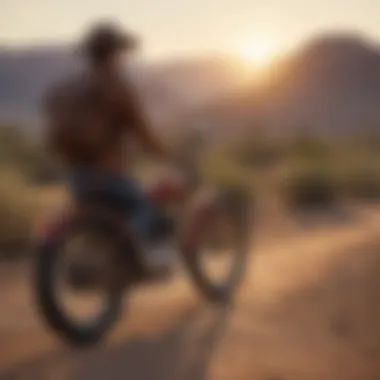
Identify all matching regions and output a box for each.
[1,205,380,380]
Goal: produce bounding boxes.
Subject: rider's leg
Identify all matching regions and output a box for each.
[69,169,173,272]
[106,174,154,241]
[69,169,153,239]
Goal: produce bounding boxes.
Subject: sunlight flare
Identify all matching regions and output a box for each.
[238,37,277,67]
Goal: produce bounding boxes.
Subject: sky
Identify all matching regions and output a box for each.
[1,0,380,59]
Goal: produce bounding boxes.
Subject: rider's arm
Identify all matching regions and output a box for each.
[116,79,170,160]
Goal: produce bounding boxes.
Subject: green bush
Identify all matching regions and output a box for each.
[286,135,333,161]
[340,168,380,201]
[0,169,38,250]
[0,125,62,184]
[202,148,256,195]
[284,173,338,211]
[282,157,340,211]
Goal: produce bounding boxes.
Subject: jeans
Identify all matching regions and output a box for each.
[69,169,153,241]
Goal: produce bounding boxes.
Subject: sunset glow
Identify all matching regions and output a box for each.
[237,38,278,68]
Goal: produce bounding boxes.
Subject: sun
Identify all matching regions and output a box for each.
[239,38,276,67]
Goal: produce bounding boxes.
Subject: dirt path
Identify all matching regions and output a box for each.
[1,208,380,380]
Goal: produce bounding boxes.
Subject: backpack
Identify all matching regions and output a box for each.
[44,74,113,164]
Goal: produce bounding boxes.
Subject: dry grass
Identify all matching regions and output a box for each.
[0,169,68,256]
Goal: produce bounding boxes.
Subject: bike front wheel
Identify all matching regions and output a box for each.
[182,190,252,303]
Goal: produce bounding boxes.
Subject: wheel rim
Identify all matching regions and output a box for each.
[52,229,120,329]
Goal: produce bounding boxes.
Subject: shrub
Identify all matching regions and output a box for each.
[341,168,380,201]
[202,148,256,196]
[0,169,38,253]
[283,163,339,212]
[0,125,62,184]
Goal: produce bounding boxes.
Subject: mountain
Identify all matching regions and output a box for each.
[2,34,380,140]
[191,33,380,139]
[0,46,241,132]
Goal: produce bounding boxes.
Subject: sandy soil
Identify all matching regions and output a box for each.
[1,207,380,380]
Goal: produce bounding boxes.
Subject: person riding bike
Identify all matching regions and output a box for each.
[42,21,173,273]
